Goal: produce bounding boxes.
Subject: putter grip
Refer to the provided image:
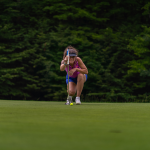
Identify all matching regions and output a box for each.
[67,49,69,64]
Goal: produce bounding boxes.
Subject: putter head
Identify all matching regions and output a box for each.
[65,97,72,105]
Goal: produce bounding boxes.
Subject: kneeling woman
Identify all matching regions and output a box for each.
[60,46,88,105]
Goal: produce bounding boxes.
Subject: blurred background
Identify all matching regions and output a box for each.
[0,0,150,102]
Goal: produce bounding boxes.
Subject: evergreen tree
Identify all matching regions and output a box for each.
[127,26,150,99]
[0,0,150,101]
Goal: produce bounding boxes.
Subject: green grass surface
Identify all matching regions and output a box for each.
[0,100,150,150]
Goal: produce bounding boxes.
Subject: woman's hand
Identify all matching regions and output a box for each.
[64,56,68,64]
[69,68,77,76]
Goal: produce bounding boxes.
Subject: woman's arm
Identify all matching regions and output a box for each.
[76,57,88,74]
[60,56,69,71]
[60,60,67,71]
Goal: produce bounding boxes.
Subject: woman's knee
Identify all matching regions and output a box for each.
[69,90,76,96]
[77,74,84,81]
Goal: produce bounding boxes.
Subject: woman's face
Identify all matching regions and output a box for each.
[69,56,76,64]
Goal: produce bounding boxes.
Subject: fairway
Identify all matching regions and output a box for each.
[0,100,150,150]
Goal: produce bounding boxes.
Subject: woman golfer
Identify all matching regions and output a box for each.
[60,46,88,105]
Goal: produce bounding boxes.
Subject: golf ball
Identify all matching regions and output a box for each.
[70,103,73,106]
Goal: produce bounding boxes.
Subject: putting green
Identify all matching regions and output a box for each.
[0,100,150,150]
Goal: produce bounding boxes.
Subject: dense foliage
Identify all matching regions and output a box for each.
[0,0,150,102]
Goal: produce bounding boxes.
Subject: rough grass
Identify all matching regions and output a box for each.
[0,100,150,150]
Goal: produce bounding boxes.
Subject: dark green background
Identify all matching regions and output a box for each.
[0,0,150,102]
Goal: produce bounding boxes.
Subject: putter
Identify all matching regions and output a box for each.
[67,49,70,103]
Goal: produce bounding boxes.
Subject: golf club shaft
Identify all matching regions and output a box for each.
[67,49,69,98]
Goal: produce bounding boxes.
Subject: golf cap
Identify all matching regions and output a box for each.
[67,48,77,56]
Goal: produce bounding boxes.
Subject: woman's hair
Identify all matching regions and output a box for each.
[63,45,78,59]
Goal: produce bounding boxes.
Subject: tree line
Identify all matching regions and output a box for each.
[0,0,150,102]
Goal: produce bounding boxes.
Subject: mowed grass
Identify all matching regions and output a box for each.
[0,100,150,150]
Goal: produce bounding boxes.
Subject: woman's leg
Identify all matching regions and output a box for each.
[65,82,76,105]
[76,74,86,97]
[67,82,77,96]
